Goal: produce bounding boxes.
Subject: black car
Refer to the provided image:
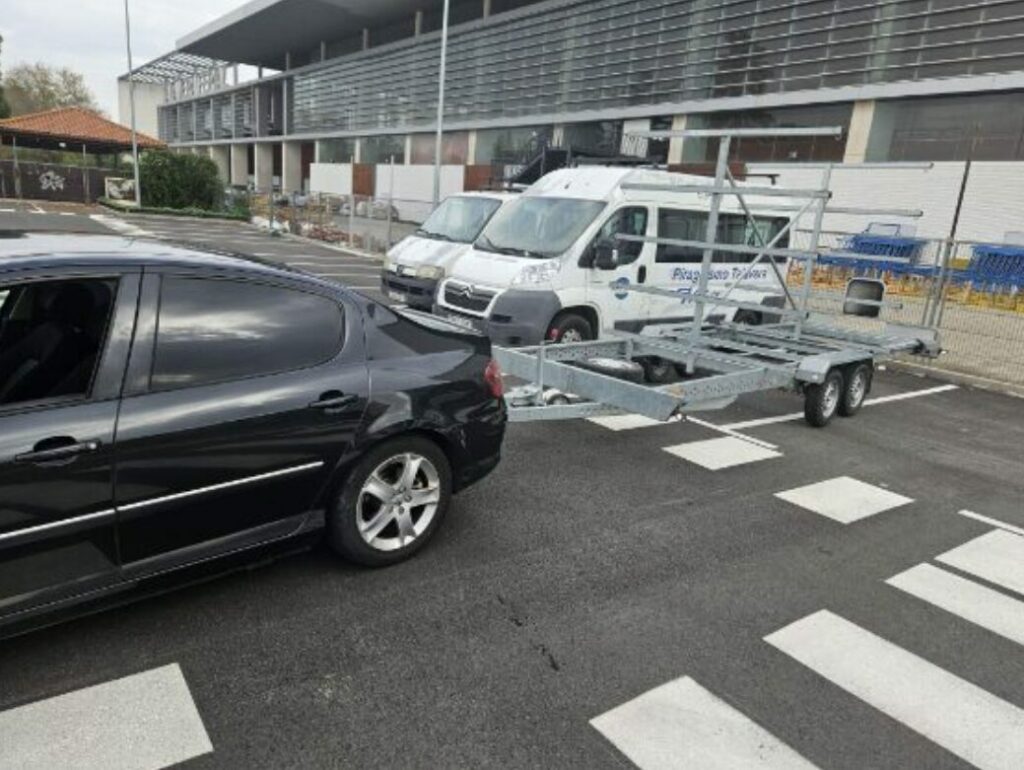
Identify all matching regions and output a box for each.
[0,234,506,636]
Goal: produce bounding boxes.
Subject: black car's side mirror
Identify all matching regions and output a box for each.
[593,240,620,270]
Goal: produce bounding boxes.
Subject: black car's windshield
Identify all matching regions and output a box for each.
[416,196,503,243]
[475,197,606,259]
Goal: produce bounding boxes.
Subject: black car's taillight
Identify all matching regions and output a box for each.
[483,359,504,399]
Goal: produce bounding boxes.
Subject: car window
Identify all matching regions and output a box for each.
[656,210,791,264]
[0,277,118,408]
[593,206,649,264]
[151,277,344,392]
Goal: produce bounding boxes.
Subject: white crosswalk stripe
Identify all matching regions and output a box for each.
[663,436,781,470]
[887,562,1024,647]
[774,477,913,524]
[936,529,1024,597]
[765,609,1024,770]
[591,676,819,770]
[0,664,212,770]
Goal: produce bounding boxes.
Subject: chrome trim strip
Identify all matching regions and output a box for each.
[0,509,117,545]
[118,461,326,512]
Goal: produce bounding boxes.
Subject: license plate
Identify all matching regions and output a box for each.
[387,290,407,303]
[444,313,478,331]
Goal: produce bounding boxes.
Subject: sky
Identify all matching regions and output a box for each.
[1,0,245,118]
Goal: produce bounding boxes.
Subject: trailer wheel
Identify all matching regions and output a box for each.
[804,369,844,428]
[839,362,873,417]
[639,357,675,384]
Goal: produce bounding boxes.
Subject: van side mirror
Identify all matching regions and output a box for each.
[593,240,620,270]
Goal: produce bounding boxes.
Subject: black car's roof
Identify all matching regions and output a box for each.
[0,232,307,282]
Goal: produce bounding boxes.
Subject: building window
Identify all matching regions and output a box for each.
[410,132,469,164]
[361,135,406,164]
[683,104,853,164]
[563,122,624,158]
[868,93,1024,162]
[475,126,553,164]
[319,139,356,164]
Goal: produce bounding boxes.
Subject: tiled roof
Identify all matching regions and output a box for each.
[0,107,164,149]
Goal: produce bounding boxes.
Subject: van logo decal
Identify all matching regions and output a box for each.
[612,277,631,300]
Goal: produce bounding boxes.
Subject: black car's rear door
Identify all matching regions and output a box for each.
[0,269,139,619]
[113,271,369,570]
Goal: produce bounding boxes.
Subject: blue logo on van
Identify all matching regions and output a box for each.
[612,277,631,300]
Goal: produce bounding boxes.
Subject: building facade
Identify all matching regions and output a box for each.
[124,0,1024,233]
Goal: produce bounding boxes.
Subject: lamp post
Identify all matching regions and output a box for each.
[431,0,450,209]
[123,0,142,208]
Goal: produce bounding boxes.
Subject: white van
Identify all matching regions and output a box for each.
[433,167,792,348]
[381,192,516,310]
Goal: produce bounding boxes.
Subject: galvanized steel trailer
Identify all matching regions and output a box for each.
[494,128,942,428]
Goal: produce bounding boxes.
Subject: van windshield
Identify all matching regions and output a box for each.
[416,196,503,243]
[476,197,606,259]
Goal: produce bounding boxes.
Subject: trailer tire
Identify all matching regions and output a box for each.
[639,357,675,384]
[804,369,844,428]
[733,309,763,326]
[547,312,594,344]
[839,362,873,417]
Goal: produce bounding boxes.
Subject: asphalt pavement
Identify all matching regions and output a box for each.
[1,208,1023,769]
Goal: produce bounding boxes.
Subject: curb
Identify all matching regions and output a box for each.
[889,360,1024,399]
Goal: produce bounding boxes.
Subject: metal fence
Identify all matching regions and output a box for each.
[791,229,1024,389]
[249,192,420,255]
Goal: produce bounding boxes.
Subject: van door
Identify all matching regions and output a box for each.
[648,207,790,325]
[582,206,653,334]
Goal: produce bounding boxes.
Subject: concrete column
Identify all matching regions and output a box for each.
[668,115,687,165]
[552,125,565,147]
[405,135,414,165]
[230,144,248,187]
[282,141,303,193]
[285,51,292,70]
[255,143,274,192]
[362,28,370,50]
[843,99,876,164]
[354,138,363,163]
[321,41,327,61]
[483,0,492,18]
[209,145,231,184]
[467,130,478,164]
[415,10,424,35]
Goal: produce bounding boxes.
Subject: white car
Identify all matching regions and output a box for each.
[381,192,516,309]
[434,167,792,351]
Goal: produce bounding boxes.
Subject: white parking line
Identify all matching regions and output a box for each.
[0,663,212,770]
[766,609,1024,770]
[591,676,819,770]
[936,530,1024,597]
[957,510,1024,538]
[887,563,1024,647]
[721,384,958,431]
[775,477,913,524]
[663,436,782,470]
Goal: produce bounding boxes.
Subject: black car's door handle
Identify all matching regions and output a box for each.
[309,392,359,410]
[15,438,101,464]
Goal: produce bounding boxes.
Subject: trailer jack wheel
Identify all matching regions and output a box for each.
[804,369,844,428]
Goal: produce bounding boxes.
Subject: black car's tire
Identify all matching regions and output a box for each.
[327,436,452,567]
[548,312,594,344]
[839,362,873,417]
[804,369,844,428]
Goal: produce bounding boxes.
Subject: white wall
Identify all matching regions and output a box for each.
[748,162,968,241]
[309,163,353,196]
[375,164,464,223]
[955,162,1024,244]
[117,79,164,139]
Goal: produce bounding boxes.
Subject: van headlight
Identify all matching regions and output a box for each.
[416,265,445,281]
[512,258,561,287]
[382,256,397,273]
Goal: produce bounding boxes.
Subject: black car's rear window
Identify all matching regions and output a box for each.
[151,277,344,391]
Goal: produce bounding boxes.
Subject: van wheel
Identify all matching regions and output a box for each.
[839,362,873,417]
[548,313,593,343]
[804,369,844,428]
[328,436,452,567]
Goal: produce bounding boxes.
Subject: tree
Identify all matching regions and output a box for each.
[0,35,11,119]
[4,62,98,116]
[139,151,222,211]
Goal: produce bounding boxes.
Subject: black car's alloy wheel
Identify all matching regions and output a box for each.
[329,437,452,566]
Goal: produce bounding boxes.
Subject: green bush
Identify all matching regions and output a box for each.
[139,151,222,210]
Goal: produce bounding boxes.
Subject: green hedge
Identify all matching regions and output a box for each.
[139,151,222,210]
[98,198,249,221]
